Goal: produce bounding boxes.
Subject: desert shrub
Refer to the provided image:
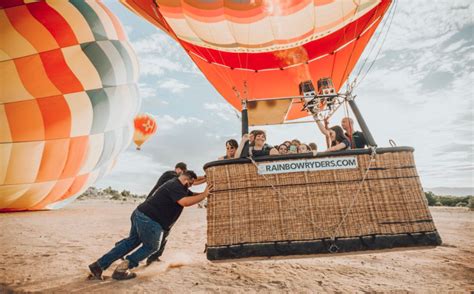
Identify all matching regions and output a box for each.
[424,191,436,206]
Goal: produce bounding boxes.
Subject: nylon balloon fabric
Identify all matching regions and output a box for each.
[0,1,140,211]
[121,0,391,120]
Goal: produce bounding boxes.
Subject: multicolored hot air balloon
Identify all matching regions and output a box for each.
[121,0,391,122]
[133,113,157,150]
[0,1,140,211]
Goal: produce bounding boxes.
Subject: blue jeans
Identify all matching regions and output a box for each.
[96,209,163,269]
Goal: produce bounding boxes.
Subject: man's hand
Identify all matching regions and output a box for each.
[241,133,249,143]
[204,184,214,197]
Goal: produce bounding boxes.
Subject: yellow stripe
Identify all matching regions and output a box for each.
[5,181,56,210]
[0,183,30,208]
[0,10,37,62]
[0,142,12,185]
[0,105,12,143]
[4,141,45,185]
[46,0,95,44]
[0,60,35,104]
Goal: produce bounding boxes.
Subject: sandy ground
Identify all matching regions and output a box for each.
[0,200,473,293]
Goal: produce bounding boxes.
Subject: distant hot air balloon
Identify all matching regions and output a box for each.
[133,114,157,150]
[0,1,140,211]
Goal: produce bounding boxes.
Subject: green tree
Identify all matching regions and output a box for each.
[424,191,436,206]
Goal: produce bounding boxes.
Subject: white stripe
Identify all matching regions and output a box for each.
[79,133,104,174]
[64,92,93,137]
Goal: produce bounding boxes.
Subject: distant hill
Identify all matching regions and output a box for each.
[424,187,473,196]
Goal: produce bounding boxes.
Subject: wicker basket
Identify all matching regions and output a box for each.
[204,147,441,260]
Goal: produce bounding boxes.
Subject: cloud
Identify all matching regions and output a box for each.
[97,150,170,194]
[203,103,240,121]
[130,33,199,77]
[158,79,190,93]
[157,114,204,131]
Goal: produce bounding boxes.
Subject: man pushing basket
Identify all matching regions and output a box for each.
[88,170,212,280]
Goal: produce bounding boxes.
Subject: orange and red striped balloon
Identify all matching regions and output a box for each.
[0,1,140,211]
[121,0,391,120]
[133,114,157,150]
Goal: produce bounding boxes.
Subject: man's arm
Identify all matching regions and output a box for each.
[177,184,213,207]
[235,134,249,158]
[193,176,207,186]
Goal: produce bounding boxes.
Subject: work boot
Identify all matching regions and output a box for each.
[112,260,137,280]
[88,262,103,280]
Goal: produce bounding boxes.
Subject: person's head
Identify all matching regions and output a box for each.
[291,139,301,146]
[253,130,266,147]
[180,170,197,188]
[297,144,310,153]
[278,144,288,154]
[288,144,298,154]
[309,142,317,152]
[283,141,291,147]
[249,130,259,144]
[225,139,238,158]
[174,162,187,175]
[341,117,354,133]
[329,126,347,144]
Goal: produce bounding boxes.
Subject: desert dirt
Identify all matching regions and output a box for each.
[0,200,473,293]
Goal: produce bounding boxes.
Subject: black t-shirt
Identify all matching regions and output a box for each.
[250,145,272,157]
[345,131,367,149]
[138,178,193,230]
[146,170,178,199]
[331,138,351,150]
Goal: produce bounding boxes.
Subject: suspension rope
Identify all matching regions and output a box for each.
[353,0,398,88]
[329,147,377,252]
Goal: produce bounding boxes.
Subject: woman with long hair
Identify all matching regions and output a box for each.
[315,118,351,151]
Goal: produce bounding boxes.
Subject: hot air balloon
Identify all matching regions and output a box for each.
[0,1,140,211]
[119,0,441,260]
[133,113,157,150]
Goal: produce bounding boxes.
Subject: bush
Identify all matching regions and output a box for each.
[468,197,474,210]
[425,192,472,207]
[424,191,436,206]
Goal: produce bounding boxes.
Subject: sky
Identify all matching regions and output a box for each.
[97,0,473,195]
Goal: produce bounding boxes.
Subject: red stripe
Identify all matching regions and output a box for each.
[36,95,72,140]
[180,0,390,70]
[60,136,89,179]
[27,1,78,47]
[0,0,24,9]
[39,49,84,94]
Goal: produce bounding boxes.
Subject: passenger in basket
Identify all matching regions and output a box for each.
[218,139,238,160]
[288,144,298,154]
[297,144,310,153]
[235,130,279,158]
[341,117,368,149]
[278,143,289,155]
[291,139,301,147]
[314,116,351,151]
[309,142,318,152]
[298,143,317,156]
